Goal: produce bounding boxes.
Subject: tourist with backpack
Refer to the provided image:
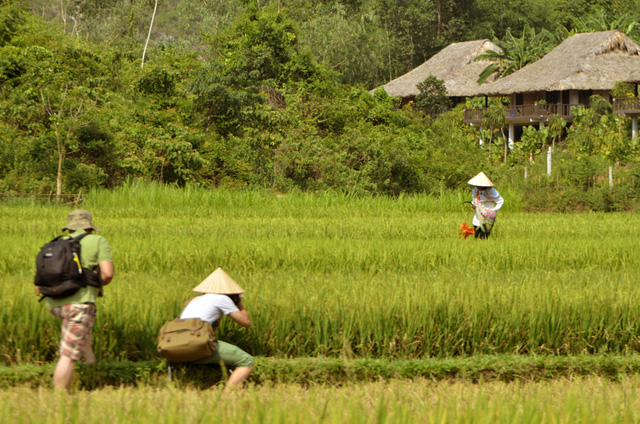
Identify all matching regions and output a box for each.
[36,209,114,391]
[164,267,254,388]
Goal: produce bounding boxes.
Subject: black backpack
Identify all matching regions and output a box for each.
[34,233,90,300]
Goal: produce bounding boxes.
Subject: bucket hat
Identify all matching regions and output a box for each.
[192,268,245,295]
[468,172,494,187]
[62,209,99,232]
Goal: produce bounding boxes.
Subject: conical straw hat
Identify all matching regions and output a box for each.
[468,172,494,187]
[192,268,245,294]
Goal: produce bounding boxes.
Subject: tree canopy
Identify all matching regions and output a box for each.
[0,0,639,209]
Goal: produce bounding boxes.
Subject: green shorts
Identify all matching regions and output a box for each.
[193,340,254,368]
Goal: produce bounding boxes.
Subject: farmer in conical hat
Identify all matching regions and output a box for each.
[468,172,504,239]
[179,268,254,388]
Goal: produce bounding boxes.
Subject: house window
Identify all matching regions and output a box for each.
[515,93,523,105]
[562,91,570,104]
[546,91,560,104]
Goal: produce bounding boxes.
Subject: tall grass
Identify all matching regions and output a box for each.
[1,183,640,363]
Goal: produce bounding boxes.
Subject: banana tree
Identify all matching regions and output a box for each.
[547,114,567,149]
[475,24,555,84]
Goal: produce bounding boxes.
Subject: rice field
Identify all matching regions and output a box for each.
[3,183,640,421]
[2,376,640,423]
[1,183,640,364]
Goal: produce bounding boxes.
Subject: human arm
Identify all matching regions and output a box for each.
[95,236,114,286]
[99,260,114,286]
[228,299,251,328]
[491,189,504,211]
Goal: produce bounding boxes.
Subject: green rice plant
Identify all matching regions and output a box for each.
[1,376,640,423]
[2,183,640,363]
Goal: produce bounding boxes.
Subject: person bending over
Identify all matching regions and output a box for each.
[180,268,254,387]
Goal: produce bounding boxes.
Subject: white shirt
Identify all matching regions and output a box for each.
[180,293,239,325]
[472,187,504,227]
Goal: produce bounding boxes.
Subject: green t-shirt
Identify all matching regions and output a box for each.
[44,229,113,308]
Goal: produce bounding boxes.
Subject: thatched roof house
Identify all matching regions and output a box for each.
[478,30,640,96]
[374,39,501,101]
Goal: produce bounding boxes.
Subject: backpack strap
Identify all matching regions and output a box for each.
[76,232,90,240]
[60,232,90,240]
[70,232,106,295]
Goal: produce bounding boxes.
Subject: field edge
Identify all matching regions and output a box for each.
[2,354,639,389]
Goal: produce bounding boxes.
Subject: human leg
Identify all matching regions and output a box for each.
[195,340,254,387]
[217,341,254,387]
[49,303,97,391]
[474,226,490,239]
[227,366,253,387]
[53,355,76,390]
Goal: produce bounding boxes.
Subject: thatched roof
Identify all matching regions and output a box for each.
[479,30,640,96]
[374,39,501,99]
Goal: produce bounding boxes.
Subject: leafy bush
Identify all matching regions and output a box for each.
[135,66,177,97]
[415,75,451,118]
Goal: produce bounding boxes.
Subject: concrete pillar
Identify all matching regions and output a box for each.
[508,124,515,149]
[632,116,638,140]
[609,166,613,188]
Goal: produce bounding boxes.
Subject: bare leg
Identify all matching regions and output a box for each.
[227,366,253,387]
[53,355,76,391]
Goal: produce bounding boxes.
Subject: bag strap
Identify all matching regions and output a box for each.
[60,232,90,242]
[74,232,90,241]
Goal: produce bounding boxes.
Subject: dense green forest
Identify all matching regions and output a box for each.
[1,0,640,210]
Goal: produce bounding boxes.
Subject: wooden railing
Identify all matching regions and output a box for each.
[540,103,573,117]
[463,109,484,122]
[464,103,575,124]
[613,98,640,114]
[0,192,83,205]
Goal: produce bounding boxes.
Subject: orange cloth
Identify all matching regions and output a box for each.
[459,223,474,239]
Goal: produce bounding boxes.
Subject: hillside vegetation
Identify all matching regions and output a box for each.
[1,1,640,210]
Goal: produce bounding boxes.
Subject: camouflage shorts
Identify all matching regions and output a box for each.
[48,303,97,361]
